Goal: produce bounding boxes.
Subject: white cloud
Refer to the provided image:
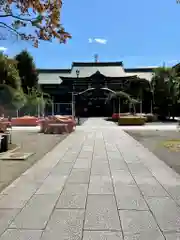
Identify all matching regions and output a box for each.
[88,38,107,44]
[0,47,7,52]
[166,60,179,65]
[94,38,107,44]
[88,38,93,43]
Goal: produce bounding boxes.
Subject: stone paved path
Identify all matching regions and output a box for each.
[0,118,180,239]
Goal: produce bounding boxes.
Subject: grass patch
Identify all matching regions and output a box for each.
[162,139,180,152]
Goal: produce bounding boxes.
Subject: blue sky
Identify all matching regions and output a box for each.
[1,0,180,68]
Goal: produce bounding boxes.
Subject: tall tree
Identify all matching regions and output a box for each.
[15,50,38,94]
[0,53,20,89]
[0,53,25,111]
[152,67,180,118]
[0,0,71,47]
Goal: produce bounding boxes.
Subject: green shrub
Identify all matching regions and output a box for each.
[118,116,146,125]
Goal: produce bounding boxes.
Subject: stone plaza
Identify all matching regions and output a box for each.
[0,118,179,239]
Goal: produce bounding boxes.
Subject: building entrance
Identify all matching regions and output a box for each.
[76,88,112,117]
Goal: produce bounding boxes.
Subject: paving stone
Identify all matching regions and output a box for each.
[88,176,114,194]
[10,194,58,229]
[2,119,180,239]
[145,166,180,187]
[107,152,123,160]
[111,170,135,185]
[78,152,93,159]
[84,195,121,230]
[120,210,159,234]
[74,158,91,169]
[0,182,40,209]
[50,162,73,175]
[114,184,148,210]
[56,184,88,208]
[164,232,180,240]
[105,143,118,148]
[93,154,107,159]
[83,231,123,240]
[82,146,93,151]
[109,159,128,170]
[0,229,42,240]
[35,175,67,194]
[136,177,168,197]
[41,209,84,240]
[163,185,180,203]
[61,155,77,163]
[21,169,50,183]
[0,209,19,236]
[124,231,165,240]
[121,155,141,164]
[91,162,110,176]
[93,156,108,162]
[67,169,90,183]
[146,197,180,232]
[93,150,106,156]
[128,163,153,178]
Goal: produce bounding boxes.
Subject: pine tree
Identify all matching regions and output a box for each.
[15,50,39,94]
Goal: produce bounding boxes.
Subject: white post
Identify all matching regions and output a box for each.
[118,98,121,115]
[71,92,74,117]
[37,102,40,118]
[140,100,142,114]
[140,90,143,114]
[52,100,54,116]
[150,100,153,114]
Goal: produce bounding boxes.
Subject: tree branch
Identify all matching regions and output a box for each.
[0,14,37,23]
[0,21,20,39]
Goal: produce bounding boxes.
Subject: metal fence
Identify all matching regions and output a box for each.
[1,102,73,118]
[51,103,72,116]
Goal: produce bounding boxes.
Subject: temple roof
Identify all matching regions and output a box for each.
[60,70,137,82]
[38,61,155,84]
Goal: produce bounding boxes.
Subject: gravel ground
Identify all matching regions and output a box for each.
[0,131,67,192]
[126,130,180,176]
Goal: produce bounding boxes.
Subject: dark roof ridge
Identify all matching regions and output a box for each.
[125,67,154,73]
[72,61,123,67]
[37,69,71,73]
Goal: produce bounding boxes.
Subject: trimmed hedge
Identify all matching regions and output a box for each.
[145,113,158,122]
[112,113,131,122]
[118,116,146,125]
[135,113,158,122]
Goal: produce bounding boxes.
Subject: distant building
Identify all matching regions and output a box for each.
[38,61,156,116]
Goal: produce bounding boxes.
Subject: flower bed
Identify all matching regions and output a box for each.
[39,115,76,134]
[112,113,130,122]
[0,122,8,132]
[118,116,146,125]
[11,116,39,126]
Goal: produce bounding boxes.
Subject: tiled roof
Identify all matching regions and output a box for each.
[38,61,155,84]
